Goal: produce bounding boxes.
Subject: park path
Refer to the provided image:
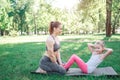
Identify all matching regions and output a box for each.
[0,35,119,44]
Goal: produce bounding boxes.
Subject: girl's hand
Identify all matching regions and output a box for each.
[102,47,105,51]
[100,48,113,59]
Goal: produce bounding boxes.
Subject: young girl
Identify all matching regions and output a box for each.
[63,40,113,73]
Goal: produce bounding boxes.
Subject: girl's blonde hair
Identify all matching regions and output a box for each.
[95,40,105,47]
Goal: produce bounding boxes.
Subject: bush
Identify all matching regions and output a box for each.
[9,30,19,37]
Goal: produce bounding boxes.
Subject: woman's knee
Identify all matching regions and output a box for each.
[40,64,51,71]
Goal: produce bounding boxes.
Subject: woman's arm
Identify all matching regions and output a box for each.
[101,48,113,60]
[56,50,62,65]
[46,38,57,63]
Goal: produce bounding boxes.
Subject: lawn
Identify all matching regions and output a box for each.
[0,34,120,80]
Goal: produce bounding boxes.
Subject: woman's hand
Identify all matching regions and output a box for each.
[60,63,65,68]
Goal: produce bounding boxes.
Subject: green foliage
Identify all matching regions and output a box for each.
[112,0,120,29]
[0,0,120,36]
[9,30,19,36]
[77,0,106,33]
[0,8,10,35]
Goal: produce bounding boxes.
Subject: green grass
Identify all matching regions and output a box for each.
[0,35,120,80]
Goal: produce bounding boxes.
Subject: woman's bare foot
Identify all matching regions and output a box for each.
[36,68,47,73]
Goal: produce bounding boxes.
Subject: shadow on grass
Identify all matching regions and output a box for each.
[94,34,120,36]
[63,34,120,42]
[63,38,94,42]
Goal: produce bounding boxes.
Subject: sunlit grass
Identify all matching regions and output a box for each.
[0,34,120,80]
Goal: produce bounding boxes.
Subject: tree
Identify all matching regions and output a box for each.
[112,0,120,34]
[0,0,11,36]
[0,8,8,36]
[106,0,112,37]
[77,0,106,34]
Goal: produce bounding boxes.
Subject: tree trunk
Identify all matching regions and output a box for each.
[0,29,4,36]
[33,14,37,35]
[26,25,29,35]
[20,24,23,35]
[98,9,101,33]
[106,0,112,37]
[112,27,115,34]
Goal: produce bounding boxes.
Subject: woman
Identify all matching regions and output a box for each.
[39,21,66,75]
[63,40,113,73]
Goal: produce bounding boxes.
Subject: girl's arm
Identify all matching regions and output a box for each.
[87,43,95,53]
[46,38,57,63]
[101,48,113,60]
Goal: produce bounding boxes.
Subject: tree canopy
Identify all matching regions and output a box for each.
[0,0,120,36]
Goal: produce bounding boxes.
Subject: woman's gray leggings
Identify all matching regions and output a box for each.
[39,56,66,75]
